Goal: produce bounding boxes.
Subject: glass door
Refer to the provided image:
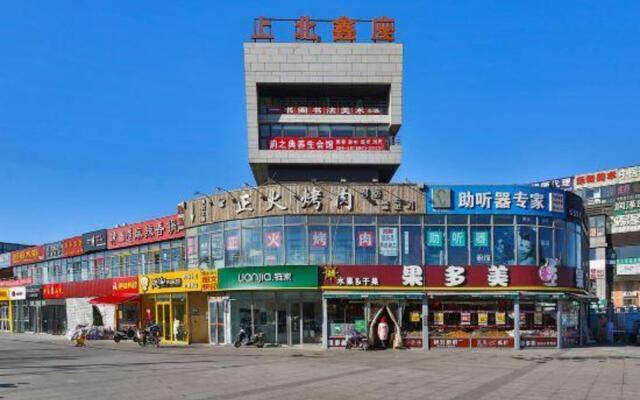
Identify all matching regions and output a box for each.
[156,302,172,342]
[208,298,227,345]
[290,302,302,346]
[0,303,9,332]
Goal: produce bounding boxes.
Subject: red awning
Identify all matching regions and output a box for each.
[89,294,140,305]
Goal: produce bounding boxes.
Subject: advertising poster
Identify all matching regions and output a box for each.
[434,312,444,325]
[478,312,488,327]
[461,312,471,326]
[378,227,398,257]
[496,312,506,326]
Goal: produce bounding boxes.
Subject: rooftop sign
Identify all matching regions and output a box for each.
[251,16,395,43]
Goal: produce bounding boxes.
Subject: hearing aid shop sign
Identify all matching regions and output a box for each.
[428,185,567,218]
[218,266,319,291]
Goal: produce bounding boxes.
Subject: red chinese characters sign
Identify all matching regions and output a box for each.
[269,137,386,151]
[63,236,84,257]
[574,169,617,189]
[11,246,45,266]
[424,265,576,289]
[264,106,383,115]
[43,283,64,299]
[107,214,184,250]
[321,265,424,289]
[112,277,139,295]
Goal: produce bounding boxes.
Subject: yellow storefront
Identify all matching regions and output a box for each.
[138,269,217,344]
[0,289,11,332]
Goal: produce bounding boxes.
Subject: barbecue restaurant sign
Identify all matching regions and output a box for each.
[183,183,424,228]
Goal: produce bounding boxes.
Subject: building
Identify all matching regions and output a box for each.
[0,16,592,350]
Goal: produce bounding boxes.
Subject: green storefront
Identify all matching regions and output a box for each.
[217,266,322,347]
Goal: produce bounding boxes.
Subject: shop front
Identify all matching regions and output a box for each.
[24,285,44,333]
[8,286,27,333]
[89,276,140,330]
[321,265,426,349]
[138,269,211,344]
[424,264,587,350]
[0,288,10,332]
[217,266,321,347]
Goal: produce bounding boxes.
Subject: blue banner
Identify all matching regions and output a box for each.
[427,185,568,217]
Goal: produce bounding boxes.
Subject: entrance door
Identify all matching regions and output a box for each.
[208,298,227,345]
[0,303,9,332]
[156,302,172,342]
[290,302,302,346]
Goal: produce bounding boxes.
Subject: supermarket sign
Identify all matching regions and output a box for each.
[269,137,386,151]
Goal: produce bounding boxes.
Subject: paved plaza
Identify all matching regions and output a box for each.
[0,334,639,400]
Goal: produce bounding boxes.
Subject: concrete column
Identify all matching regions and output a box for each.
[321,296,328,349]
[514,296,521,350]
[557,301,564,349]
[364,299,371,337]
[422,297,429,351]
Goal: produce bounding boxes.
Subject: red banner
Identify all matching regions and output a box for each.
[63,236,84,257]
[11,246,45,266]
[321,265,424,288]
[43,283,64,299]
[430,338,470,348]
[264,106,383,115]
[471,338,514,348]
[424,265,575,289]
[269,137,386,151]
[112,277,139,295]
[107,214,184,250]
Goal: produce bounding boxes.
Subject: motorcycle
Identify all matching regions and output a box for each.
[137,324,162,347]
[345,330,369,350]
[234,326,265,348]
[114,326,137,343]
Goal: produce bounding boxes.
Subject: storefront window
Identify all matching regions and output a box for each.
[285,226,307,265]
[494,226,515,265]
[332,226,353,264]
[242,227,263,266]
[554,224,565,264]
[252,292,277,344]
[263,226,284,265]
[566,223,577,268]
[471,226,491,264]
[210,229,224,269]
[355,226,376,264]
[224,229,241,267]
[425,227,445,265]
[517,226,537,265]
[448,227,468,265]
[161,248,171,272]
[378,226,399,264]
[309,226,330,264]
[328,299,365,339]
[198,233,210,268]
[401,225,422,265]
[172,294,188,342]
[539,227,553,264]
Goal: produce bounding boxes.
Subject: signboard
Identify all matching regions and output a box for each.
[614,199,640,216]
[112,277,139,295]
[617,165,640,184]
[427,185,568,218]
[8,286,26,300]
[478,312,488,327]
[108,214,185,250]
[434,312,444,325]
[45,242,63,260]
[201,270,219,291]
[25,286,43,301]
[269,137,386,151]
[378,227,398,257]
[424,264,577,290]
[495,312,506,325]
[590,259,606,279]
[82,229,108,252]
[471,338,514,348]
[138,269,202,294]
[43,283,64,299]
[0,253,9,269]
[321,265,424,289]
[617,258,640,276]
[611,213,640,234]
[11,246,45,266]
[263,106,383,115]
[0,289,7,301]
[63,236,84,257]
[574,169,618,189]
[0,277,33,288]
[218,266,319,291]
[184,183,425,228]
[531,177,574,190]
[521,337,557,348]
[429,338,470,348]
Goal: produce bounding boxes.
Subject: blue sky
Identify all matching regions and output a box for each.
[1,1,639,244]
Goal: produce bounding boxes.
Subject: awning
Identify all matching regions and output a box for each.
[89,294,140,305]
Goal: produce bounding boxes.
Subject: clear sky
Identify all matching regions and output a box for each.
[1,1,639,244]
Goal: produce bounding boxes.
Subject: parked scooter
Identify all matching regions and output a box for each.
[345,329,369,350]
[234,326,265,348]
[113,326,137,343]
[136,324,162,347]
